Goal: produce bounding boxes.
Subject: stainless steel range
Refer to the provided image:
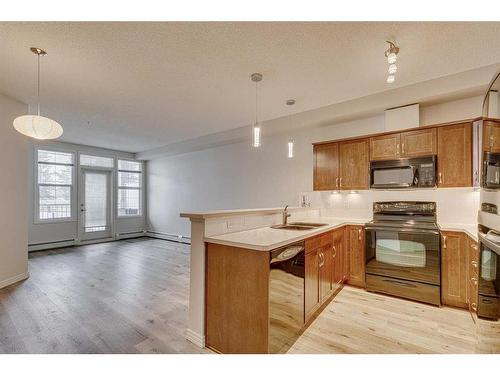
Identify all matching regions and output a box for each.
[365,201,441,306]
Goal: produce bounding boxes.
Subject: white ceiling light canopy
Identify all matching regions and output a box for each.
[13,47,63,140]
[251,72,263,148]
[384,40,400,84]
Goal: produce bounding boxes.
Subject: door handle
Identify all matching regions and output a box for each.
[332,245,336,258]
[339,177,342,188]
[358,228,362,241]
[80,208,86,212]
[335,177,339,189]
[442,235,447,249]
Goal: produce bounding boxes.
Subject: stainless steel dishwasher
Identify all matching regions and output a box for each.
[269,240,305,354]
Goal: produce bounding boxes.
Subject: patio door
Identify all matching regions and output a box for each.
[79,169,112,241]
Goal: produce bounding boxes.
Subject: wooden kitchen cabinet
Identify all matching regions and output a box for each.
[305,248,320,321]
[400,128,437,157]
[332,227,346,287]
[369,133,401,161]
[319,244,333,303]
[483,120,500,153]
[466,236,479,318]
[339,139,369,190]
[441,231,468,309]
[437,123,472,187]
[347,225,365,288]
[313,143,339,190]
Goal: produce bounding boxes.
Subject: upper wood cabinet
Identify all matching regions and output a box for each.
[347,225,365,288]
[313,143,339,190]
[369,133,401,161]
[339,139,369,190]
[400,128,437,157]
[437,123,472,187]
[483,121,500,153]
[441,231,468,309]
[369,128,436,161]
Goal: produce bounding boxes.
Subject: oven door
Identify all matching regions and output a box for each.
[478,236,500,319]
[365,227,440,285]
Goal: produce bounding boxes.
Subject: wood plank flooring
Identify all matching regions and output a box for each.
[0,238,498,353]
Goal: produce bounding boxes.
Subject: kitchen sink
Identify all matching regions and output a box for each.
[271,222,327,230]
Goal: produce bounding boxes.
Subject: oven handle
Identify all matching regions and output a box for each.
[382,279,417,288]
[365,227,439,235]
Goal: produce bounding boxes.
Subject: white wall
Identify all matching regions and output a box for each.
[0,94,29,288]
[147,96,484,238]
[28,141,146,249]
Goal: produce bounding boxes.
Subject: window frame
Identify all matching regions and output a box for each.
[34,146,77,224]
[116,158,144,218]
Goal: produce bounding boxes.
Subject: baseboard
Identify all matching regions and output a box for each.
[29,239,76,252]
[147,231,191,244]
[0,271,29,289]
[186,328,205,348]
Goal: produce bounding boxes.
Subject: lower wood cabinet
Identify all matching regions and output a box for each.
[305,228,347,322]
[441,231,468,308]
[347,225,365,288]
[466,237,479,318]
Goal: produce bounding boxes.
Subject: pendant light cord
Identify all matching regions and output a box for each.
[37,53,41,116]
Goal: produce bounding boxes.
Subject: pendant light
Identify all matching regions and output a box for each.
[286,99,295,158]
[13,47,63,140]
[384,41,400,84]
[251,73,263,147]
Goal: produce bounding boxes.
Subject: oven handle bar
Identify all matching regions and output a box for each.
[365,227,439,235]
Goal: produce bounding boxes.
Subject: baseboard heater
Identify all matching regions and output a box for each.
[146,231,191,244]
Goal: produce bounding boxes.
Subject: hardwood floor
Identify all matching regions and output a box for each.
[0,238,208,354]
[289,286,499,354]
[0,238,498,354]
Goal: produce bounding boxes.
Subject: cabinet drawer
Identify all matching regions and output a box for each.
[366,274,440,306]
[305,232,332,254]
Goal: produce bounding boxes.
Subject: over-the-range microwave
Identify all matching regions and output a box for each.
[484,152,500,189]
[370,156,437,189]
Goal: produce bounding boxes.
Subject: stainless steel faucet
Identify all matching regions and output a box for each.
[282,205,291,225]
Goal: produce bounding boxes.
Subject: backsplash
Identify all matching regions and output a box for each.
[301,188,480,225]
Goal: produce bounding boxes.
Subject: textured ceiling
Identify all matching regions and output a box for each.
[1,22,500,152]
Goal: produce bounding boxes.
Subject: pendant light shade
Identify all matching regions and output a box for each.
[13,115,63,139]
[13,47,63,140]
[251,73,263,148]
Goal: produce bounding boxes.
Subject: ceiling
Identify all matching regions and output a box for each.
[1,22,500,153]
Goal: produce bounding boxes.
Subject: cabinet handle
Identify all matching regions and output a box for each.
[401,142,405,155]
[358,228,362,241]
[335,177,339,189]
[332,245,336,258]
[442,235,447,249]
[471,260,478,268]
[471,303,477,312]
[471,244,478,251]
[491,135,494,148]
[339,177,342,187]
[471,277,478,286]
[396,143,400,156]
[319,252,325,267]
[438,172,443,184]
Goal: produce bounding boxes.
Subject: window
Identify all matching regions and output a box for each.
[117,160,142,216]
[37,149,74,221]
[80,154,114,168]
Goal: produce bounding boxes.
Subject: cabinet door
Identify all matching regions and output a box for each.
[483,121,500,153]
[441,231,468,309]
[305,248,320,320]
[369,133,401,161]
[319,245,333,303]
[400,128,437,157]
[437,123,472,187]
[467,237,479,317]
[313,143,339,191]
[331,229,342,285]
[347,226,365,288]
[339,139,369,190]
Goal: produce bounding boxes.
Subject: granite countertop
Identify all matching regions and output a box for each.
[204,216,478,251]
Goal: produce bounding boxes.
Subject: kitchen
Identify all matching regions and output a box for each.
[2,18,500,370]
[180,73,500,354]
